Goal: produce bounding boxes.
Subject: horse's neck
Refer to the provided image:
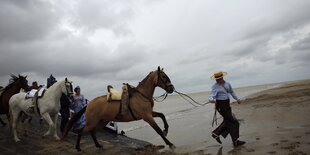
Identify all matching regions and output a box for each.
[5,83,22,95]
[45,83,63,101]
[136,75,156,99]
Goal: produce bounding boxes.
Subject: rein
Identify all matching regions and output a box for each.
[174,89,210,107]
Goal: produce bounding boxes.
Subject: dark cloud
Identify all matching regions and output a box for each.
[0,0,57,42]
[72,0,135,35]
[1,0,310,96]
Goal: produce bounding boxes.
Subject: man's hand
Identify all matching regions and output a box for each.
[237,99,241,104]
[209,99,216,104]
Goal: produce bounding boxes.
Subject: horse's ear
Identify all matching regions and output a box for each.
[25,75,27,78]
[65,78,68,82]
[157,66,160,71]
[161,68,164,71]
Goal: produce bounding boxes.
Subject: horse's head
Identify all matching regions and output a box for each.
[15,74,29,91]
[63,78,74,98]
[155,66,174,94]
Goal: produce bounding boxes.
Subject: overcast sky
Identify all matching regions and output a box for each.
[1,0,310,99]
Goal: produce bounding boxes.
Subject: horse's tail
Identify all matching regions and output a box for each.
[61,106,87,140]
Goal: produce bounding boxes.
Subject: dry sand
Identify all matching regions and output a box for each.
[135,79,310,155]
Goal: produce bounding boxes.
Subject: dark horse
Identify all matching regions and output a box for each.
[0,75,29,126]
[62,67,175,151]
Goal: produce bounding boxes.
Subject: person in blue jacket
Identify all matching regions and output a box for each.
[70,86,86,131]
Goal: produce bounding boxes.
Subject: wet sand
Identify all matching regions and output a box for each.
[164,79,310,155]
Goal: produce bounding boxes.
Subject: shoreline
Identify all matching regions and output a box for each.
[134,79,310,154]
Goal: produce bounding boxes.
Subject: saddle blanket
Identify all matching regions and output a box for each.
[107,88,122,101]
[26,88,45,98]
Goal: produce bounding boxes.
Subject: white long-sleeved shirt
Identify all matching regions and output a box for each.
[208,81,240,102]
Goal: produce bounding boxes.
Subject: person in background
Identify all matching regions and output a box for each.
[208,71,245,147]
[47,74,57,88]
[70,86,87,131]
[29,81,42,90]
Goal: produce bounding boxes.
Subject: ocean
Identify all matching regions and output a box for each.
[117,82,283,148]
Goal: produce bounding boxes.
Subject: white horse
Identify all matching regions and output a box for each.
[9,78,73,142]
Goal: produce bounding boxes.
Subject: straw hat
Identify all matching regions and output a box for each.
[211,70,227,80]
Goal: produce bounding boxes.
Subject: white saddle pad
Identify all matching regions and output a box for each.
[26,88,45,98]
[107,88,122,101]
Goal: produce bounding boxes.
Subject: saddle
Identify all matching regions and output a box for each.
[25,88,46,99]
[107,84,135,118]
[25,88,46,115]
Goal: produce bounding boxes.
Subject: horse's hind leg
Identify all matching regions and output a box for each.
[11,110,21,142]
[90,130,102,148]
[152,111,169,136]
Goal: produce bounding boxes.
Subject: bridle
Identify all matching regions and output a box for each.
[65,81,73,97]
[136,70,172,103]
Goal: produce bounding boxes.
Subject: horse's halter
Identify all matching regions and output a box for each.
[65,81,74,97]
[156,70,174,93]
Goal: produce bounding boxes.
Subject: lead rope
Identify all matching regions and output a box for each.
[174,89,210,106]
[174,89,220,127]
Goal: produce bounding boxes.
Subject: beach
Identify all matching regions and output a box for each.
[0,79,309,154]
[125,79,310,155]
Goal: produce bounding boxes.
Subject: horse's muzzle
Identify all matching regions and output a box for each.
[166,84,174,94]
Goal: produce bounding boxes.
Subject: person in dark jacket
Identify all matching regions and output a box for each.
[60,94,71,133]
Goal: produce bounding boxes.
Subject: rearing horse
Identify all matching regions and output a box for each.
[62,66,175,151]
[0,75,29,126]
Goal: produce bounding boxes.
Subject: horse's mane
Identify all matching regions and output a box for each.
[137,72,154,88]
[1,74,20,93]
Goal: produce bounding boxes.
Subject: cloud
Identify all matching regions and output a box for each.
[1,0,310,98]
[0,0,58,43]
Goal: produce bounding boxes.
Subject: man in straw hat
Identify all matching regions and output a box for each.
[209,70,245,147]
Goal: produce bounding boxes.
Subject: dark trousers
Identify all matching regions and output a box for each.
[60,108,70,133]
[213,99,240,142]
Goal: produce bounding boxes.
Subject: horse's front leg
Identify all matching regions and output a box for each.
[152,111,169,136]
[52,113,60,140]
[41,113,54,137]
[143,115,175,149]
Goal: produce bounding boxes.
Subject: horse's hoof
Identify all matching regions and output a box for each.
[169,144,176,150]
[15,138,21,142]
[55,136,60,140]
[76,147,82,152]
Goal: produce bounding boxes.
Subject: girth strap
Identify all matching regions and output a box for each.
[34,88,46,115]
[128,103,137,120]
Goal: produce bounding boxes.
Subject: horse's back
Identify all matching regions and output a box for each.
[85,95,120,122]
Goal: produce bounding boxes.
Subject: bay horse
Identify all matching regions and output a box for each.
[61,67,175,151]
[0,75,29,126]
[9,78,73,142]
